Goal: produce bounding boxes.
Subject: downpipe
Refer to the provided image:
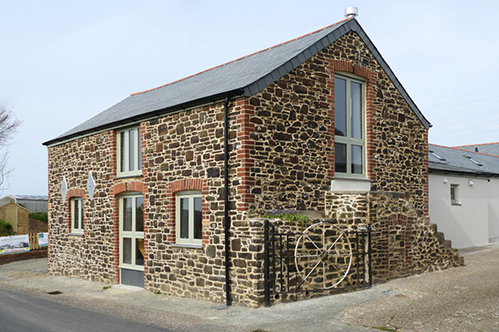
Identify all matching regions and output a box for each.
[223,96,232,306]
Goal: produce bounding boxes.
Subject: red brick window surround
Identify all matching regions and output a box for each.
[109,180,148,285]
[167,179,209,246]
[328,59,376,181]
[66,188,86,235]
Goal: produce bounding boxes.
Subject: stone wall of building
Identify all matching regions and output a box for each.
[236,31,429,219]
[47,131,118,283]
[141,103,232,302]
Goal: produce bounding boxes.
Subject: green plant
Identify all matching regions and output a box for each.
[29,212,48,223]
[0,219,15,236]
[262,207,310,225]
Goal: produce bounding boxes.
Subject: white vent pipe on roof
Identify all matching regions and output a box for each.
[345,6,358,18]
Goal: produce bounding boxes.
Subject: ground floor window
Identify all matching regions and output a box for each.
[71,197,83,234]
[450,184,460,205]
[176,191,202,245]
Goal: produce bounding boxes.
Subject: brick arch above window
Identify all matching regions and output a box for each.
[170,179,207,194]
[110,181,147,196]
[66,188,85,200]
[330,59,376,83]
[167,179,209,245]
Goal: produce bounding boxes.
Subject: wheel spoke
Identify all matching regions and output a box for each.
[299,254,321,258]
[325,232,343,256]
[304,233,321,251]
[302,257,322,282]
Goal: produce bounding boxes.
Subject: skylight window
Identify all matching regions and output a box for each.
[429,150,446,161]
[463,155,483,166]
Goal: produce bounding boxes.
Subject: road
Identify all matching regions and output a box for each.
[1,244,499,331]
[0,287,172,332]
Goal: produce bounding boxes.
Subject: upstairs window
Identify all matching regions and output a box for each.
[71,197,84,234]
[334,74,365,177]
[176,191,203,245]
[118,127,142,176]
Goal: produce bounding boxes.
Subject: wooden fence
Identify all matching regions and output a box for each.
[29,233,44,250]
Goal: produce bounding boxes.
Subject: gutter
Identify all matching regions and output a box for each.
[223,96,232,306]
[42,89,245,147]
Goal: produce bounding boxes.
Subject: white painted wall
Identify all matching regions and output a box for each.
[429,174,499,249]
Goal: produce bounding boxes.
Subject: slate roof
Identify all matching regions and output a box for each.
[429,144,499,176]
[44,17,431,146]
[454,142,499,156]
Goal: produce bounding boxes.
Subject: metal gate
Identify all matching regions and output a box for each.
[264,219,372,306]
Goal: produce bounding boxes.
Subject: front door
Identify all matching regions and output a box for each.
[119,194,144,287]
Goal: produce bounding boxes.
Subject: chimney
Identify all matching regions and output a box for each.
[345,6,358,18]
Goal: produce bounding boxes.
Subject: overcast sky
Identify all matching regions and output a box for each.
[1,0,498,196]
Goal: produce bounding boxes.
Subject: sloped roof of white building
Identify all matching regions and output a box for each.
[429,144,499,176]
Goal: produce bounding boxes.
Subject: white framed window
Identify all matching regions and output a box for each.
[450,184,460,205]
[71,197,84,234]
[334,74,365,178]
[119,194,144,271]
[118,127,142,176]
[176,191,203,245]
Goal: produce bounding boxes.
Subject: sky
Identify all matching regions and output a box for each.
[1,0,498,196]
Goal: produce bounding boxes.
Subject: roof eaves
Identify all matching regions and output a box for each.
[43,88,245,146]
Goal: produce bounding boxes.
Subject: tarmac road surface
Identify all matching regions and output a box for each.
[0,287,174,332]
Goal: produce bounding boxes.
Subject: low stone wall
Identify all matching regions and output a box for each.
[325,191,463,284]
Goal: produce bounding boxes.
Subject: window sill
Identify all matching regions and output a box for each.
[113,174,143,181]
[331,178,372,192]
[68,232,84,237]
[171,243,203,249]
[119,264,145,272]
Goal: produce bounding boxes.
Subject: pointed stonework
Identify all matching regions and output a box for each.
[87,172,96,199]
[61,176,68,201]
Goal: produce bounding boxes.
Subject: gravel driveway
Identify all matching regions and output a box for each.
[1,243,498,331]
[340,244,499,331]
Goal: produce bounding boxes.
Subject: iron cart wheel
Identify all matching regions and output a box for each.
[294,220,353,289]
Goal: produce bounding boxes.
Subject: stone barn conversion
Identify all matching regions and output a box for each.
[43,15,462,307]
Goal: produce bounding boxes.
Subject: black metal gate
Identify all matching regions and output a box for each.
[264,219,372,306]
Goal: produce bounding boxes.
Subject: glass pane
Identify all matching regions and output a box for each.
[334,77,346,136]
[123,198,132,231]
[135,197,144,232]
[351,145,363,174]
[137,129,142,170]
[180,198,189,239]
[128,129,135,171]
[73,200,79,229]
[135,238,144,266]
[123,238,132,264]
[120,131,126,172]
[335,143,347,173]
[351,82,362,139]
[194,197,202,239]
